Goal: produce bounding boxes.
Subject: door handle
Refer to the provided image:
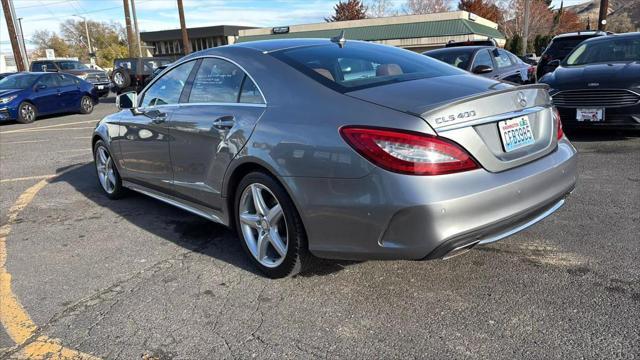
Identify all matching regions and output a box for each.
[213,116,235,130]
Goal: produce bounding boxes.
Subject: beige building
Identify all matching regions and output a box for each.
[237,11,505,53]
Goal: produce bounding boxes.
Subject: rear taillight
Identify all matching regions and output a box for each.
[339,127,478,175]
[553,107,564,140]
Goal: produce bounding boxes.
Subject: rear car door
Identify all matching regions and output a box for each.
[168,57,266,210]
[56,73,82,110]
[31,74,61,114]
[491,49,522,83]
[117,60,197,192]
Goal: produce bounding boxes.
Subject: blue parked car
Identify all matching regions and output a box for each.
[0,72,98,124]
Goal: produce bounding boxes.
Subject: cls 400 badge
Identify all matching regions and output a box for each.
[434,110,477,125]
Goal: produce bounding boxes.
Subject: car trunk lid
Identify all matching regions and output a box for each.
[347,77,557,172]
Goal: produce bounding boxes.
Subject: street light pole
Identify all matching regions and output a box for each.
[131,0,143,57]
[17,17,28,66]
[74,15,93,55]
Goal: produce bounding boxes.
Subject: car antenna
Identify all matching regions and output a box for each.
[331,30,346,48]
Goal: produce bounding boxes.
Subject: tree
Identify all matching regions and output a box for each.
[608,12,635,33]
[402,0,451,15]
[507,33,523,55]
[367,0,396,17]
[30,20,129,68]
[458,0,502,23]
[326,0,368,22]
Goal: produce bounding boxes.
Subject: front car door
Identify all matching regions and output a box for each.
[168,57,266,211]
[31,74,61,115]
[116,60,197,193]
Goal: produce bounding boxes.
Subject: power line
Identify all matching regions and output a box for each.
[20,1,152,22]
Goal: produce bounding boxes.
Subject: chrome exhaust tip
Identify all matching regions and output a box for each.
[442,240,480,260]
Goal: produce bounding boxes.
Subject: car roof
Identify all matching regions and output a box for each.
[232,38,340,53]
[553,31,607,39]
[578,31,640,44]
[425,46,493,54]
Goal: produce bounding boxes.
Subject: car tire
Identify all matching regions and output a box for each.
[93,140,126,199]
[16,101,37,124]
[79,95,94,114]
[234,171,312,278]
[112,68,131,90]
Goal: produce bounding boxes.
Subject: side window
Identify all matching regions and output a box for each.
[472,50,493,69]
[30,62,41,72]
[494,49,513,68]
[239,77,264,104]
[188,58,244,104]
[140,60,195,107]
[38,74,59,88]
[58,74,76,86]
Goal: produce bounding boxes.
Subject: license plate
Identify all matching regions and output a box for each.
[498,116,535,152]
[97,85,104,90]
[576,108,604,122]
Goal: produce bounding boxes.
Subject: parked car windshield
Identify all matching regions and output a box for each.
[565,36,640,66]
[272,43,465,92]
[57,61,90,70]
[0,73,40,89]
[424,49,473,70]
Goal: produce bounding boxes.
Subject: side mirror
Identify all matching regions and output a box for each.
[116,91,138,110]
[548,59,561,67]
[472,65,493,74]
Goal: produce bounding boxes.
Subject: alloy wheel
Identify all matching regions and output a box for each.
[81,97,93,113]
[20,104,35,122]
[95,146,117,194]
[239,183,288,268]
[113,73,125,87]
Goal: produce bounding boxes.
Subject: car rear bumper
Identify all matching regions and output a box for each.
[282,138,578,261]
[557,105,640,129]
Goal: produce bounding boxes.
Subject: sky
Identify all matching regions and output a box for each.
[1,0,586,53]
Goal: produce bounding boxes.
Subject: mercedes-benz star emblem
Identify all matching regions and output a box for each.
[517,91,527,107]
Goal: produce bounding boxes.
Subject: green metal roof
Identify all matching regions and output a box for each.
[237,19,504,43]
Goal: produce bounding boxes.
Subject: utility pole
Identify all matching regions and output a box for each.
[131,0,143,57]
[522,0,531,56]
[122,0,135,57]
[598,0,609,31]
[1,0,27,71]
[17,17,28,67]
[177,0,191,55]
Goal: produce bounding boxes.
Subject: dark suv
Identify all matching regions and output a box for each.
[30,59,111,97]
[111,57,174,94]
[536,31,608,79]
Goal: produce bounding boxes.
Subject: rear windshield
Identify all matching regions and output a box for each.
[546,36,597,59]
[57,61,89,70]
[424,49,473,70]
[271,42,464,92]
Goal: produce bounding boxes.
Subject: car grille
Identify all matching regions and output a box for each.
[86,73,109,83]
[552,89,640,108]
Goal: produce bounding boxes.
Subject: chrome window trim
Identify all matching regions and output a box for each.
[436,105,549,132]
[139,55,267,107]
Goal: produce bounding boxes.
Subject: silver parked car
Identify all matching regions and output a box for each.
[93,39,577,278]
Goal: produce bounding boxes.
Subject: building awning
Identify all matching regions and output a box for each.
[237,19,504,43]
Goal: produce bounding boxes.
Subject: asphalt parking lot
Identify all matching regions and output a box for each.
[0,99,638,359]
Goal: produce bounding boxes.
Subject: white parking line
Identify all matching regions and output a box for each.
[0,140,49,145]
[1,127,95,134]
[0,120,98,134]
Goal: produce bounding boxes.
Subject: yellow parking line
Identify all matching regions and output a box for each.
[0,175,54,183]
[0,165,99,359]
[0,120,98,135]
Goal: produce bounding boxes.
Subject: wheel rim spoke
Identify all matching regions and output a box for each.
[266,204,282,226]
[257,232,269,260]
[251,184,268,216]
[239,213,261,229]
[268,230,287,257]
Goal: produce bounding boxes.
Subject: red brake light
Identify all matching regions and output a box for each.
[553,108,564,140]
[340,127,478,175]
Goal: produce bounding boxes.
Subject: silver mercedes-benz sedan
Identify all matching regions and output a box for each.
[93,39,577,278]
